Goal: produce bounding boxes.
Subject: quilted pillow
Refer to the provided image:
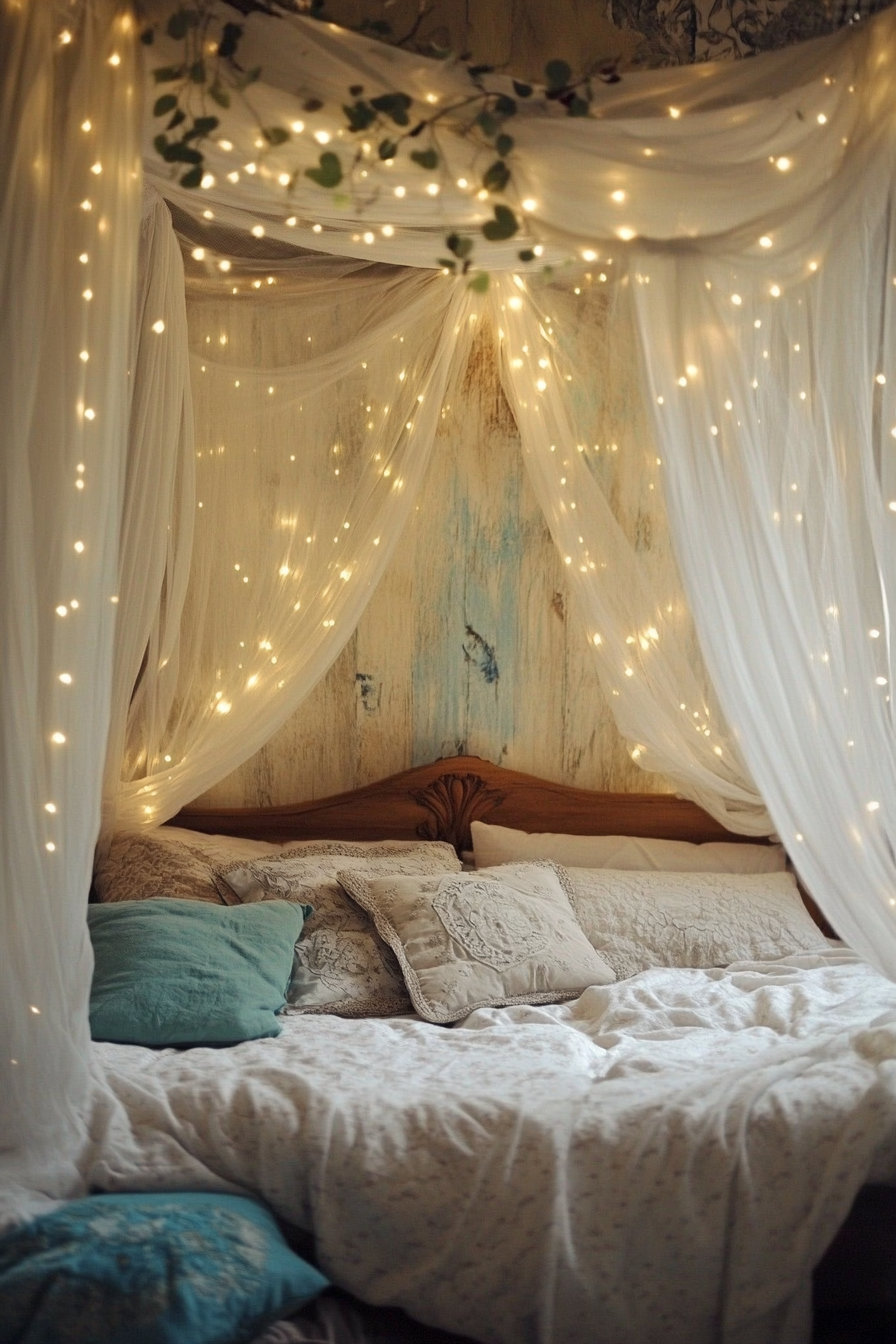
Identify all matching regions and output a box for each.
[471,819,787,874]
[94,828,283,905]
[338,861,615,1024]
[217,841,462,1018]
[0,1191,328,1344]
[566,868,830,980]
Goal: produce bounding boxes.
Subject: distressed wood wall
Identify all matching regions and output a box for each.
[192,0,890,809]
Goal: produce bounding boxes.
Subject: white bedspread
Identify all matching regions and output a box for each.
[85,950,896,1344]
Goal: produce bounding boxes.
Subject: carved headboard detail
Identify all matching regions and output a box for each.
[172,754,758,856]
[410,773,507,851]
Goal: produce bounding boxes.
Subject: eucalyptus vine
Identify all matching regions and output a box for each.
[144,2,620,284]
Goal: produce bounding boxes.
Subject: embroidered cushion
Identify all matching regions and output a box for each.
[566,868,830,980]
[337,861,615,1024]
[471,819,787,874]
[0,1192,329,1344]
[94,827,283,905]
[217,841,462,1018]
[87,898,309,1046]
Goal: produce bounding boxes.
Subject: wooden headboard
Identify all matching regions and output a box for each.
[172,755,761,856]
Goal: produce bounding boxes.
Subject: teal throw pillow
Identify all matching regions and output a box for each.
[0,1191,329,1344]
[87,898,310,1046]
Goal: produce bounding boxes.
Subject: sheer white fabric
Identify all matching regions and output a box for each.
[0,0,139,1217]
[492,276,772,833]
[114,246,472,827]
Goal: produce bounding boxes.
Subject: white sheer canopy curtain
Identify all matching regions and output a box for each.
[0,0,139,1219]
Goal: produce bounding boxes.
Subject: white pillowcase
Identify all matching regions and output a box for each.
[471,820,786,874]
[566,867,829,980]
[94,827,284,905]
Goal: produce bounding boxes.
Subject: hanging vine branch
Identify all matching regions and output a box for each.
[143,2,621,285]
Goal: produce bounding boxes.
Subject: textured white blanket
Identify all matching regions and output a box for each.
[86,950,896,1344]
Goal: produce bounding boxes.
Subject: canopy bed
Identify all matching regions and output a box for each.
[5,3,896,1343]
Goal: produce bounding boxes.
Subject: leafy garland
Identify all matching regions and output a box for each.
[143,1,620,285]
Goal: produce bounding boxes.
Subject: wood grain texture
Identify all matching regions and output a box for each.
[176,754,749,851]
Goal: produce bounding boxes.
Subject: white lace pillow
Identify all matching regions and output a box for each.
[471,820,787,874]
[566,868,829,980]
[94,829,282,905]
[217,841,462,1018]
[338,861,615,1025]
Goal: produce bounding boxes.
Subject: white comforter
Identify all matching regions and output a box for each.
[86,949,896,1344]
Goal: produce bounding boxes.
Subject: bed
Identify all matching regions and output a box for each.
[85,757,896,1344]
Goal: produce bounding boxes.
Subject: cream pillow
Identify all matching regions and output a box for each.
[338,861,615,1025]
[94,828,283,905]
[566,868,829,980]
[217,841,462,1018]
[471,819,786,874]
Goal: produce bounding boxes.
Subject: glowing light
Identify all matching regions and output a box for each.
[108,53,121,66]
[278,173,291,186]
[151,319,165,334]
[200,173,215,189]
[759,235,773,248]
[314,130,331,145]
[45,803,57,814]
[770,284,781,297]
[58,673,72,685]
[877,374,887,385]
[817,113,828,124]
[312,223,322,233]
[45,842,56,853]
[669,107,681,119]
[79,350,89,362]
[426,183,440,196]
[363,231,375,244]
[59,30,73,44]
[291,120,305,133]
[581,249,597,262]
[876,677,888,686]
[775,156,792,171]
[74,541,84,553]
[508,296,522,310]
[521,198,537,211]
[610,190,626,203]
[616,228,636,241]
[286,216,297,226]
[81,120,91,132]
[686,364,698,377]
[191,247,205,260]
[251,225,265,238]
[245,162,257,174]
[218,260,231,272]
[215,700,232,714]
[84,408,95,420]
[731,294,742,306]
[867,800,881,811]
[394,186,406,198]
[51,732,66,744]
[80,200,92,211]
[82,289,93,301]
[678,376,688,387]
[219,139,233,151]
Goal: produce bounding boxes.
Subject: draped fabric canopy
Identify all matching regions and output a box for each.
[5,0,896,1215]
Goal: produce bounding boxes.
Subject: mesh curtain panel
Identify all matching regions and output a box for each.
[0,0,140,1218]
[112,236,473,828]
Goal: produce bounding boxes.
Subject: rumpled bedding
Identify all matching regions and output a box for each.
[85,949,896,1344]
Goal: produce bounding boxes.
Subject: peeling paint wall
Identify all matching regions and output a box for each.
[192,0,893,808]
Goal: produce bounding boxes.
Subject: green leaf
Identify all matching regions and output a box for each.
[305,151,343,188]
[303,97,324,113]
[153,94,178,118]
[495,133,514,157]
[344,101,376,132]
[140,27,155,45]
[189,59,205,84]
[209,84,230,109]
[349,84,364,97]
[513,80,533,97]
[262,126,290,146]
[180,164,203,189]
[476,110,498,138]
[378,139,398,160]
[437,258,457,271]
[410,148,439,171]
[494,95,517,117]
[517,248,535,262]
[370,92,412,127]
[567,96,590,117]
[482,159,511,193]
[468,272,490,292]
[153,65,183,83]
[217,23,243,60]
[166,109,186,131]
[482,204,518,241]
[545,59,572,90]
[162,142,202,164]
[447,233,473,259]
[153,133,169,156]
[191,115,219,137]
[166,9,199,41]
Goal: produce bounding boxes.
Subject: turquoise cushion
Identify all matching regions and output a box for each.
[87,898,310,1047]
[0,1191,329,1344]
